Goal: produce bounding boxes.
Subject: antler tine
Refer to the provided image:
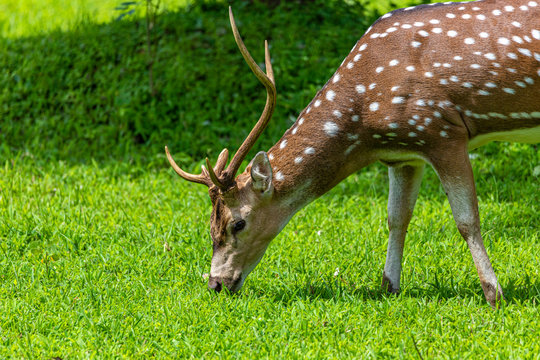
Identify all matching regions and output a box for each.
[264,40,274,83]
[205,149,229,189]
[165,146,212,187]
[205,158,226,189]
[215,148,229,174]
[225,7,277,180]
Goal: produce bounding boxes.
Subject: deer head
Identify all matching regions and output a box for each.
[165,8,282,293]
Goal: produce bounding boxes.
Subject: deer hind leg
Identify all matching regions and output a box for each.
[429,147,504,307]
[382,164,425,294]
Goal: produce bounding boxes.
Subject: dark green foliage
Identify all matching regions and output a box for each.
[0,0,379,166]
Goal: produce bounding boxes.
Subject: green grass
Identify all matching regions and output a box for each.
[1,144,539,358]
[1,0,539,358]
[0,0,189,38]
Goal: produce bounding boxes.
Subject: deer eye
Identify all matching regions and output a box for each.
[233,220,246,233]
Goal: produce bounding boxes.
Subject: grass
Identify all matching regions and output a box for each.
[1,144,539,358]
[1,0,539,358]
[0,0,189,38]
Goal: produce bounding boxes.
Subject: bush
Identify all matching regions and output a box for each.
[0,0,398,166]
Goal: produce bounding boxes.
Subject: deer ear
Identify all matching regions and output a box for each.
[250,151,273,193]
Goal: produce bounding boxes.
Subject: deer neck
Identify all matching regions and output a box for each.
[266,81,375,210]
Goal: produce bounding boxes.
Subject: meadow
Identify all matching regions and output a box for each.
[1,0,539,358]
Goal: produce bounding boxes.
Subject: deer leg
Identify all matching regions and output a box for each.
[382,164,425,294]
[429,148,504,307]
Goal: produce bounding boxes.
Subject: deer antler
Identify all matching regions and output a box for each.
[165,7,276,190]
[165,146,229,188]
[222,7,276,181]
[165,146,212,186]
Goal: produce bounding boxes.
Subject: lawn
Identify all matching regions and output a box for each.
[1,0,539,358]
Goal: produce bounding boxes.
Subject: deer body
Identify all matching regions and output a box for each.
[167,1,540,306]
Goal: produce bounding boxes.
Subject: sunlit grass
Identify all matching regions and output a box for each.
[0,0,190,38]
[0,145,538,357]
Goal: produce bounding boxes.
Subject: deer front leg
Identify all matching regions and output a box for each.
[382,164,425,294]
[429,148,504,307]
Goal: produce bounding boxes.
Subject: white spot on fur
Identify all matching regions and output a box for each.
[326,90,336,101]
[518,48,532,57]
[323,122,339,136]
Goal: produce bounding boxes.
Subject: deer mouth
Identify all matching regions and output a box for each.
[208,275,244,294]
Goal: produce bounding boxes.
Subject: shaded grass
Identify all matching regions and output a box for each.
[0,0,423,164]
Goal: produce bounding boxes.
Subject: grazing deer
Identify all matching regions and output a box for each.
[166,2,540,307]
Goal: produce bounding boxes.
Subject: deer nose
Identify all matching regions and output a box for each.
[208,277,222,293]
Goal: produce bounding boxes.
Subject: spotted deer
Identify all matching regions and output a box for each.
[166,2,540,307]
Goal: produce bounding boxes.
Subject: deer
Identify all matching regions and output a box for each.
[166,2,540,307]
